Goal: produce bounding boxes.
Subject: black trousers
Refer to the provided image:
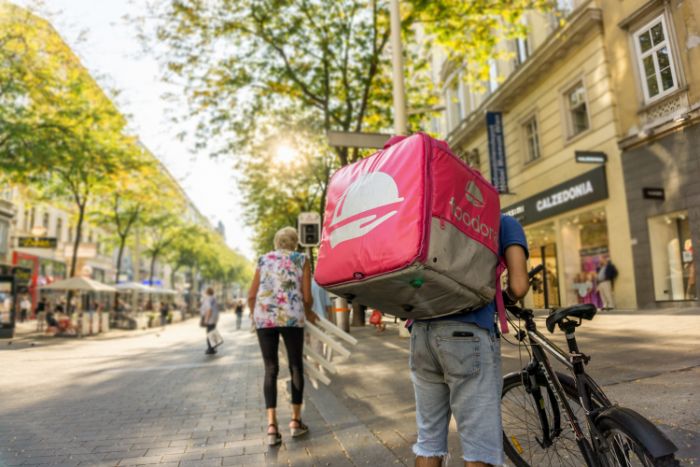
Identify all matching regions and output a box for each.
[256,327,305,408]
[206,324,216,351]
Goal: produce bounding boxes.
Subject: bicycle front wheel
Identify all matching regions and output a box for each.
[596,417,679,467]
[501,371,590,467]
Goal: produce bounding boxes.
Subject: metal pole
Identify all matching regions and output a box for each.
[389,0,408,135]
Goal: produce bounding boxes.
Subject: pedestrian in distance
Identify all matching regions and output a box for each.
[247,226,318,446]
[234,299,244,330]
[596,257,618,309]
[19,295,31,322]
[160,301,170,327]
[409,215,529,467]
[36,296,47,317]
[200,288,219,355]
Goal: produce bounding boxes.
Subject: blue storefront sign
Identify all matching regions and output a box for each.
[486,111,509,193]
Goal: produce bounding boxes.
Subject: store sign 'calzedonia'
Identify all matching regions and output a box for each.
[502,166,608,226]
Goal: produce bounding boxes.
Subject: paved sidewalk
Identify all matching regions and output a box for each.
[322,309,700,466]
[0,309,698,466]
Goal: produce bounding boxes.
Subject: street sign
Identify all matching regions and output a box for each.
[18,237,57,248]
[327,131,392,149]
[575,151,608,164]
[486,112,509,193]
[298,212,321,247]
[642,187,665,200]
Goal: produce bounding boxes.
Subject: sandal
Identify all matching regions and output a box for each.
[290,418,309,438]
[267,423,282,446]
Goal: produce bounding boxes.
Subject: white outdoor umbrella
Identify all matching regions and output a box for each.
[149,288,178,295]
[41,276,117,293]
[114,282,153,293]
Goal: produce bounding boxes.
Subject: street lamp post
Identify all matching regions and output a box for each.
[390,0,408,136]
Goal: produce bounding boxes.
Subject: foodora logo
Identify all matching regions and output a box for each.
[448,179,496,242]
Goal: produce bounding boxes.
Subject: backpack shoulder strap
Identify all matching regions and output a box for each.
[495,259,509,334]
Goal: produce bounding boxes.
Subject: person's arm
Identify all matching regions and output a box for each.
[504,244,529,301]
[247,268,260,316]
[203,298,212,323]
[302,261,316,323]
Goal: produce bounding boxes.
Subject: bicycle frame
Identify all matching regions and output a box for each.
[515,309,612,467]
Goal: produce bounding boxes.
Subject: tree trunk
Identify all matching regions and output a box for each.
[69,204,86,278]
[148,252,158,310]
[148,252,157,287]
[113,234,127,308]
[67,203,86,314]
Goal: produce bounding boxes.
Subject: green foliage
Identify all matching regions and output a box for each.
[407,0,555,89]
[1,3,147,276]
[144,1,551,260]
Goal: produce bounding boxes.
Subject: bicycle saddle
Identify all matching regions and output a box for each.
[546,304,597,333]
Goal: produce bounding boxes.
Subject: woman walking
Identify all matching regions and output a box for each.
[248,227,316,446]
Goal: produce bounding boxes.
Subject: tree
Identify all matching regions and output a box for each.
[142,211,186,287]
[1,3,143,277]
[407,0,555,88]
[144,1,552,256]
[237,117,337,255]
[90,152,167,309]
[143,0,435,166]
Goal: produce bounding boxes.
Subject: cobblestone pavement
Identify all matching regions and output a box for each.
[0,309,698,466]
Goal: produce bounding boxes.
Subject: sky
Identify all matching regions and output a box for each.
[14,0,255,259]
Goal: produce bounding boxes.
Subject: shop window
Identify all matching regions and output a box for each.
[526,223,561,308]
[632,14,679,103]
[561,209,609,307]
[648,211,696,301]
[523,116,541,163]
[42,212,50,229]
[565,81,589,137]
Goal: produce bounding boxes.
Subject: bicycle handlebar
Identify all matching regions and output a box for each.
[528,264,544,280]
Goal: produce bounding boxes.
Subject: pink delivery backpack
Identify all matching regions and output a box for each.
[314,133,501,320]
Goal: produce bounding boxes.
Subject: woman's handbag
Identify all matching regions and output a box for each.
[369,310,383,325]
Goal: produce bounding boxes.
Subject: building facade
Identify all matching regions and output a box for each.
[602,0,700,308]
[430,0,638,309]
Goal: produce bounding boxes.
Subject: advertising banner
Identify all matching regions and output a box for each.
[486,111,509,193]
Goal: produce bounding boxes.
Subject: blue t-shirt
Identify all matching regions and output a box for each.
[428,215,529,331]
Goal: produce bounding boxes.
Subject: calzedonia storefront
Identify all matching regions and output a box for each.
[502,166,627,309]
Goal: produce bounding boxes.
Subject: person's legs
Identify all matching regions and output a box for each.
[598,281,614,308]
[433,323,503,467]
[280,327,306,434]
[257,328,281,409]
[235,312,242,329]
[206,324,217,353]
[410,322,451,465]
[257,328,282,444]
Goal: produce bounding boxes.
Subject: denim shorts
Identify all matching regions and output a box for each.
[409,320,503,465]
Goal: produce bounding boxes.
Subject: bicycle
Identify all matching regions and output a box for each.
[501,265,680,467]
